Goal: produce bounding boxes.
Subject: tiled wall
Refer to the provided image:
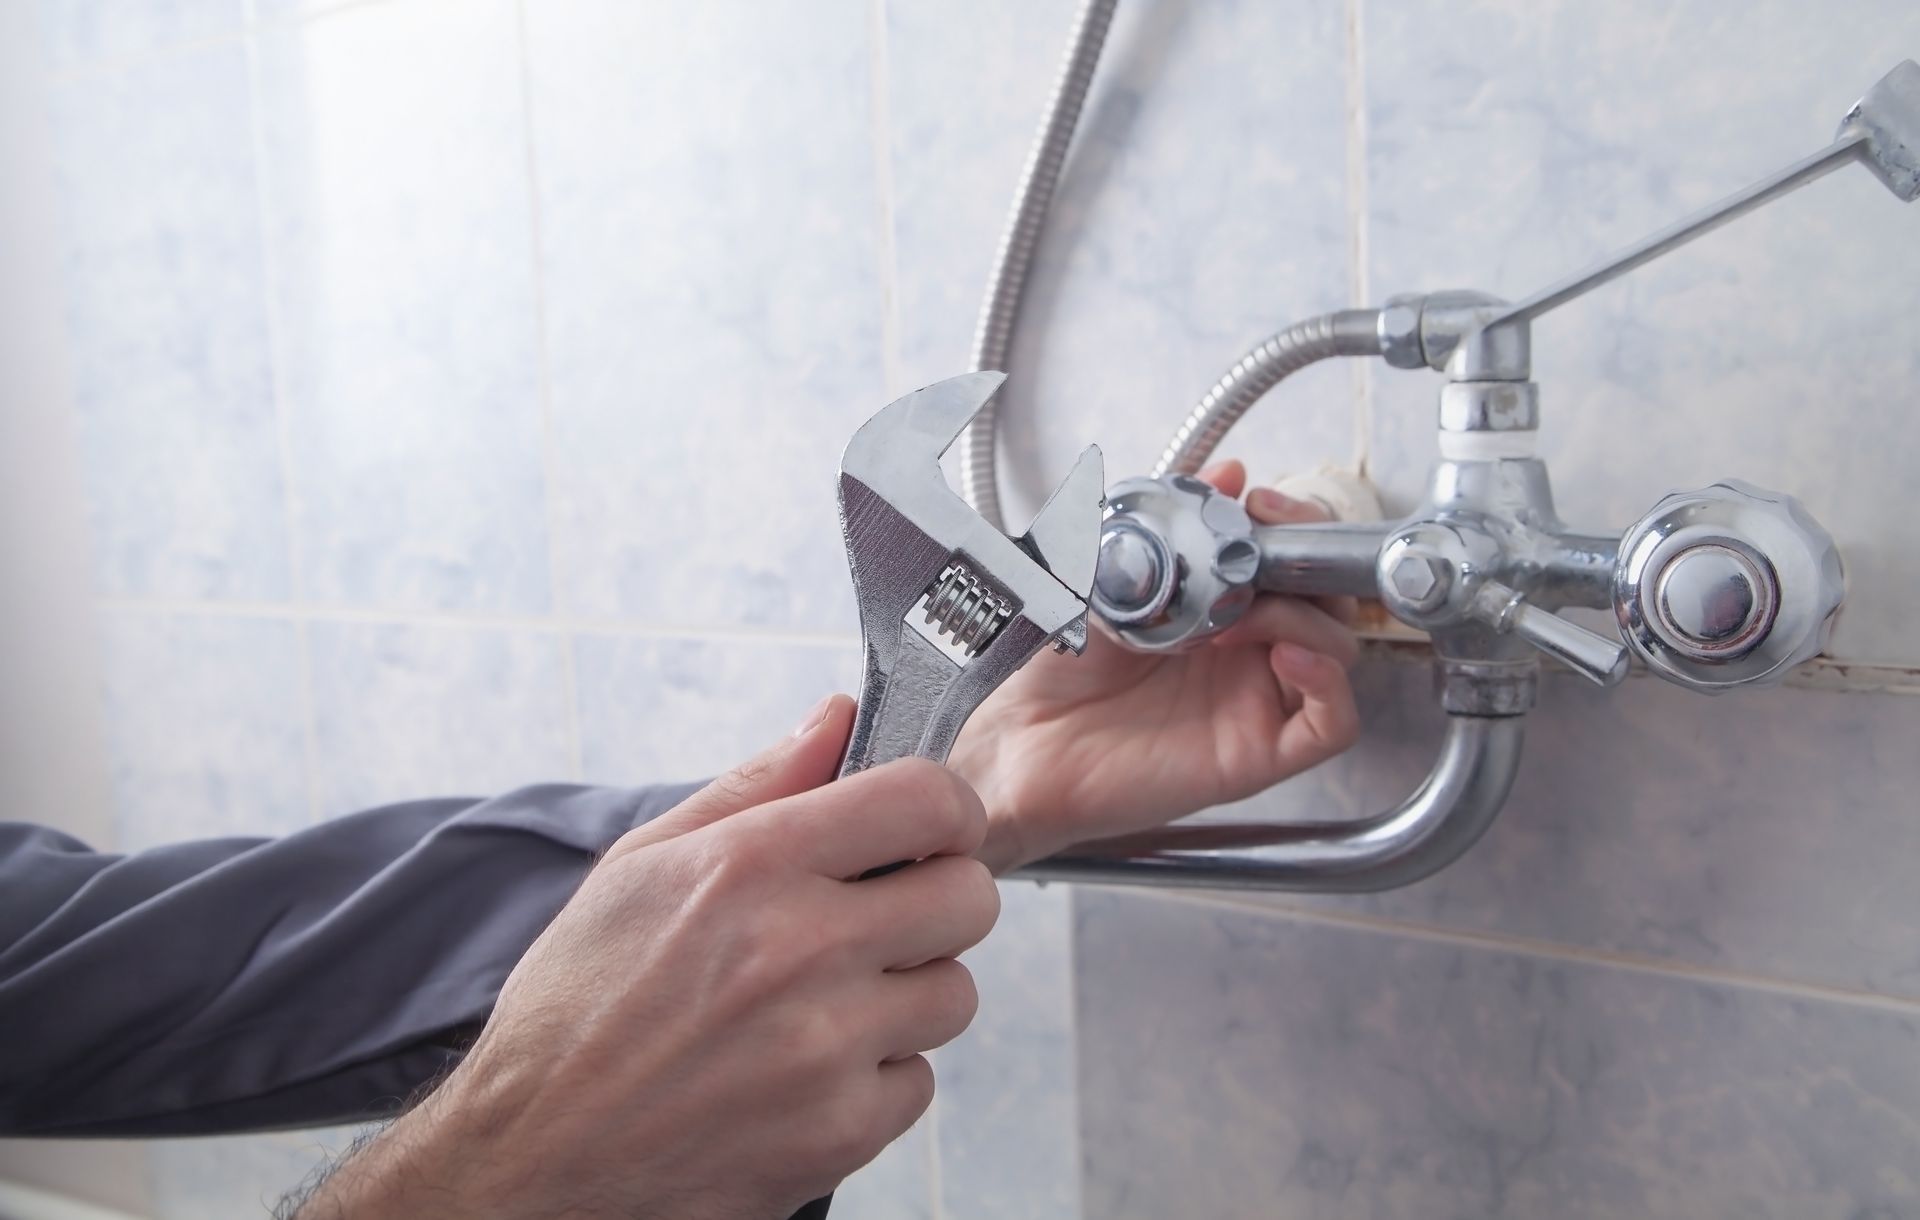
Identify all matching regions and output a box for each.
[15,0,1920,1216]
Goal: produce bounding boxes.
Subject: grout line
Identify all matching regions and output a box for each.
[1130,886,1920,1020]
[1062,885,1086,1219]
[40,0,393,87]
[256,0,395,33]
[292,617,324,824]
[93,596,864,649]
[879,18,935,1211]
[513,0,565,621]
[241,4,322,826]
[42,32,251,86]
[867,0,906,400]
[510,0,585,782]
[1343,0,1373,477]
[560,630,586,781]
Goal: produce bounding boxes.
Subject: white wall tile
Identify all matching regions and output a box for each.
[255,0,550,613]
[35,0,241,75]
[573,633,858,785]
[1078,889,1920,1218]
[50,45,289,601]
[97,610,308,851]
[1363,0,1920,662]
[936,880,1078,1220]
[307,620,575,815]
[526,0,884,632]
[1219,658,1920,1000]
[831,1118,935,1220]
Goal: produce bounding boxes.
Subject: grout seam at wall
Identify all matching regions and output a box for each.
[1342,0,1373,478]
[867,0,905,403]
[1063,884,1086,1220]
[1125,885,1920,1020]
[240,3,323,827]
[252,0,397,34]
[93,596,864,650]
[38,0,398,87]
[511,0,584,782]
[866,7,941,1213]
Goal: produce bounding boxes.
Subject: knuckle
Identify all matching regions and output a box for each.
[713,754,773,805]
[703,822,776,886]
[927,959,980,1030]
[765,999,847,1085]
[895,1055,936,1120]
[949,859,1001,932]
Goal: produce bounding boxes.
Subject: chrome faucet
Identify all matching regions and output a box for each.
[1018,60,1916,893]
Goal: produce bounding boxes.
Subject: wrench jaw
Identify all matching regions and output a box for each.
[836,473,1071,777]
[834,372,1105,779]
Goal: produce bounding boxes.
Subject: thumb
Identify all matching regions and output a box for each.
[610,693,856,855]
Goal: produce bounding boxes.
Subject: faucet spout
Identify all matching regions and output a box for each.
[1016,713,1525,892]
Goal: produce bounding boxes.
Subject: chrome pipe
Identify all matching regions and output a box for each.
[1253,522,1387,599]
[1154,309,1383,478]
[1017,714,1524,892]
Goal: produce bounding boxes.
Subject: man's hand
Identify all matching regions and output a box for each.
[304,695,997,1219]
[951,460,1362,873]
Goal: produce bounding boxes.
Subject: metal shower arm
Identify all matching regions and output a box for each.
[1483,60,1920,334]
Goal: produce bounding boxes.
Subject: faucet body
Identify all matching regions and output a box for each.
[1007,60,1914,893]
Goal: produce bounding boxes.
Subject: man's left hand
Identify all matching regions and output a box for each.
[950,460,1362,874]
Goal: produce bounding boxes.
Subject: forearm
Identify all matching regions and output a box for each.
[0,781,699,1136]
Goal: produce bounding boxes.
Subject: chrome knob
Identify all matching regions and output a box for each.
[1615,480,1844,691]
[1652,543,1774,654]
[1090,475,1258,652]
[1091,519,1175,625]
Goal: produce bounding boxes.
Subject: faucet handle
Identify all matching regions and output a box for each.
[1614,481,1845,692]
[1469,580,1630,686]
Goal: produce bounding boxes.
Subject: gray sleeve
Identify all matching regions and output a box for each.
[0,780,703,1137]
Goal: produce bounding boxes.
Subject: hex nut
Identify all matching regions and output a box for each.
[1390,550,1448,606]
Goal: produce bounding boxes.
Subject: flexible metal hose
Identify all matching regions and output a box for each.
[960,0,1119,529]
[1154,309,1382,477]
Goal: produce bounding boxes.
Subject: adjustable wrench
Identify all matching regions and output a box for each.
[836,370,1103,777]
[792,374,1103,1220]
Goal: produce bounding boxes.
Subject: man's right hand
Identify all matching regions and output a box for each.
[304,693,998,1219]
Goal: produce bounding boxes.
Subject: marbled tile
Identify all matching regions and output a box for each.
[887,0,1356,528]
[250,0,359,26]
[572,633,859,787]
[1362,0,1920,663]
[525,0,883,632]
[832,1117,934,1220]
[936,879,1079,1220]
[34,0,240,74]
[1077,889,1920,1218]
[96,610,307,852]
[254,0,549,613]
[49,44,289,601]
[306,620,574,816]
[148,1125,367,1220]
[1218,655,1920,1002]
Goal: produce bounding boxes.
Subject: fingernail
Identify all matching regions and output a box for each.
[792,694,834,738]
[1248,488,1293,515]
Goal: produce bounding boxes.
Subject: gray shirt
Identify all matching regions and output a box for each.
[0,781,699,1137]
